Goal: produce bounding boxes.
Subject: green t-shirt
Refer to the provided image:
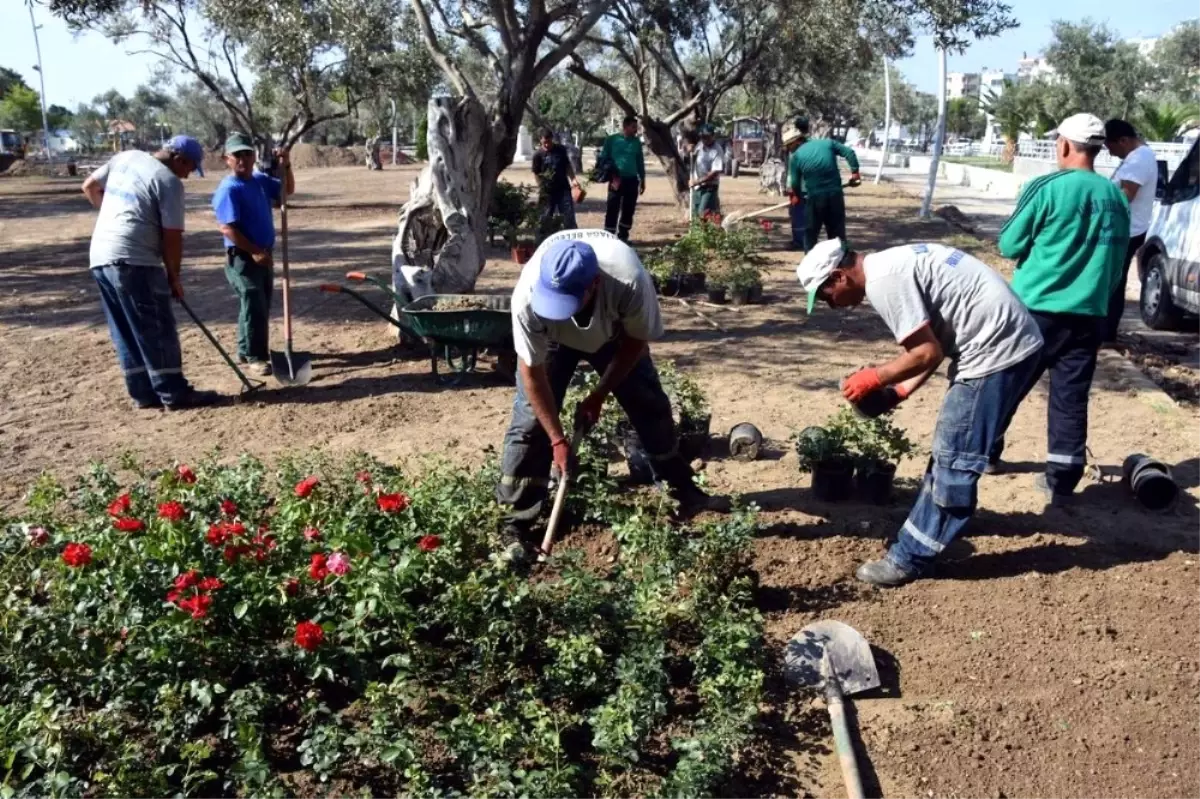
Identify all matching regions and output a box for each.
[787,139,860,199]
[600,134,645,182]
[998,169,1131,316]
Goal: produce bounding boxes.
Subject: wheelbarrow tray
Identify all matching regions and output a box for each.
[402,294,513,348]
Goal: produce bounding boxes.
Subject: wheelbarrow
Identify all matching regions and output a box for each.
[402,294,517,385]
[319,272,421,342]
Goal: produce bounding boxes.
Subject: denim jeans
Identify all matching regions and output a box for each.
[224,247,274,362]
[990,311,1100,494]
[539,190,577,235]
[690,185,721,219]
[496,339,693,531]
[92,264,192,406]
[888,351,1042,574]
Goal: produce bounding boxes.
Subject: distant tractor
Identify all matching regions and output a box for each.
[728,117,767,178]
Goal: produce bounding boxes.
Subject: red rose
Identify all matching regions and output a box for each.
[284,578,300,597]
[303,526,321,542]
[166,588,182,603]
[294,476,320,498]
[417,535,441,552]
[207,523,230,548]
[178,593,212,619]
[62,542,92,568]
[174,570,200,589]
[219,499,238,516]
[157,501,186,522]
[376,492,410,513]
[223,545,239,563]
[294,620,324,651]
[107,493,132,517]
[177,465,197,484]
[309,553,329,581]
[198,577,224,592]
[113,516,145,533]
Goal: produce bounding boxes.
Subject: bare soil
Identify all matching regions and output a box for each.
[1,163,1197,798]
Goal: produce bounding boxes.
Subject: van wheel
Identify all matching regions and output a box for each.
[1140,254,1184,330]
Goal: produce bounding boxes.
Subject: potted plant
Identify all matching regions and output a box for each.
[833,406,915,504]
[794,424,854,501]
[489,179,532,249]
[643,248,681,296]
[726,262,761,305]
[705,262,729,304]
[659,361,711,460]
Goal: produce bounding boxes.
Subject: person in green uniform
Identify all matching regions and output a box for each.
[600,116,646,242]
[993,113,1130,505]
[787,118,861,249]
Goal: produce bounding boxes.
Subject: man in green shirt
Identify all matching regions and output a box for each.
[787,117,861,250]
[600,116,646,242]
[994,113,1130,505]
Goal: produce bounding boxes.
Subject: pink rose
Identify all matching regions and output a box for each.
[327,551,351,576]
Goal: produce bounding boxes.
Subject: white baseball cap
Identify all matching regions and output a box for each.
[1052,113,1106,146]
[795,238,845,313]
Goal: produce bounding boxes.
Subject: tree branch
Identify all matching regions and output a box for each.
[566,59,637,118]
[532,0,615,87]
[409,0,472,98]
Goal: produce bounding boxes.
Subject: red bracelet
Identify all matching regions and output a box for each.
[550,437,567,448]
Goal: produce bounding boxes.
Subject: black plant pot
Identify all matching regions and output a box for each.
[681,272,707,295]
[747,282,764,304]
[811,458,855,502]
[622,426,656,485]
[729,286,752,306]
[678,412,712,461]
[706,286,727,304]
[855,459,897,505]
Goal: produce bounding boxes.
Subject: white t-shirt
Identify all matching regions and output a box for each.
[692,143,724,184]
[864,243,1044,381]
[1110,144,1158,237]
[512,229,664,367]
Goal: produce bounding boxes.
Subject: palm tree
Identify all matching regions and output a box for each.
[1138,101,1200,142]
[979,81,1031,163]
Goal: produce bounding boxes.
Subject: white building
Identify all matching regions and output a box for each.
[946,72,980,100]
[978,69,1016,146]
[1016,54,1056,84]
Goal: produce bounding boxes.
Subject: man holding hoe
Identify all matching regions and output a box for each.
[497,229,729,563]
[787,117,861,249]
[212,132,296,377]
[796,238,1044,586]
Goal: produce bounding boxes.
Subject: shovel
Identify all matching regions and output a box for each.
[784,620,881,799]
[537,425,585,561]
[271,188,313,386]
[178,298,265,397]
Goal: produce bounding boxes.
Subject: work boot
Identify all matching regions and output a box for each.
[855,557,917,587]
[497,525,531,569]
[983,460,1004,476]
[133,397,163,411]
[246,360,272,377]
[165,388,224,411]
[1035,474,1073,508]
[667,480,732,520]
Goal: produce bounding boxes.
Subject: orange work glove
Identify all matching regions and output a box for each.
[842,368,883,403]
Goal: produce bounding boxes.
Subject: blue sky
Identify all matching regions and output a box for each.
[2,0,1197,109]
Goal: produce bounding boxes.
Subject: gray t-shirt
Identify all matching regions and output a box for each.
[88,150,186,268]
[864,243,1043,380]
[512,229,664,367]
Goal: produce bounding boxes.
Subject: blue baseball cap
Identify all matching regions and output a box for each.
[531,239,600,321]
[165,135,204,176]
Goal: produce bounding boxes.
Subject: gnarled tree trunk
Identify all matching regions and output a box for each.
[366,135,383,170]
[641,118,690,207]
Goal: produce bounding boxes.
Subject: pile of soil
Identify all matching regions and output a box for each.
[290,143,363,169]
[0,158,29,176]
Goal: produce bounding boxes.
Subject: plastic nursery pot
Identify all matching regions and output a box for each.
[729,286,752,306]
[728,422,763,462]
[656,275,682,296]
[855,459,897,505]
[1122,453,1178,512]
[811,458,855,502]
[622,426,656,485]
[678,412,712,461]
[681,272,707,295]
[511,244,535,264]
[706,286,728,304]
[747,282,764,304]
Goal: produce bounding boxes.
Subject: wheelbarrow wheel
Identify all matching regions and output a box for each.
[431,345,478,385]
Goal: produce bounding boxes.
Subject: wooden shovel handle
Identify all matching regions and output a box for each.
[538,427,584,558]
[826,679,866,799]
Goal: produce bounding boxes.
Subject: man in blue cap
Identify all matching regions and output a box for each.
[497,229,728,561]
[82,134,222,410]
[212,132,295,376]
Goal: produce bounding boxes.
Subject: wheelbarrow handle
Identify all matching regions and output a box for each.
[345,271,367,281]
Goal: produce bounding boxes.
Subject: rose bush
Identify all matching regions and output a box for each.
[0,453,763,797]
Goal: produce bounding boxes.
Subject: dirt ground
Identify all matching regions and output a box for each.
[2,163,1198,798]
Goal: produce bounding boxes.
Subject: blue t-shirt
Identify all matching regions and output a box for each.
[212,171,282,251]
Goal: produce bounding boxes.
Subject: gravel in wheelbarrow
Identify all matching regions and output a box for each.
[402,294,515,384]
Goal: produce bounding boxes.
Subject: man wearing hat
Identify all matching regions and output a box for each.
[497,229,728,562]
[688,124,725,219]
[994,113,1130,504]
[796,238,1043,586]
[780,121,807,249]
[82,135,222,410]
[211,132,295,376]
[787,118,861,249]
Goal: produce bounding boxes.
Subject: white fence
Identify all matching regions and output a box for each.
[1017,139,1193,174]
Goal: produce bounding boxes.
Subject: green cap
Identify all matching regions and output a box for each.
[224,132,255,155]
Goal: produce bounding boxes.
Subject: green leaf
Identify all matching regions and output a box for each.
[234,601,249,619]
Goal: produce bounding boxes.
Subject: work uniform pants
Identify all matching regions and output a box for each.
[92,264,192,406]
[496,340,693,532]
[538,189,578,238]
[888,351,1042,574]
[805,192,847,250]
[604,177,640,241]
[224,247,274,363]
[789,199,806,249]
[691,185,721,220]
[991,311,1102,496]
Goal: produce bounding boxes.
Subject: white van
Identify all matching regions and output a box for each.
[1137,137,1200,329]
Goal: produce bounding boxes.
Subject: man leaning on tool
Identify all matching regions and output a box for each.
[82,135,222,410]
[992,113,1129,505]
[797,238,1044,586]
[788,118,861,249]
[496,229,729,562]
[211,132,295,377]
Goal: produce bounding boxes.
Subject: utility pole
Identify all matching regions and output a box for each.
[27,2,52,163]
[390,98,397,166]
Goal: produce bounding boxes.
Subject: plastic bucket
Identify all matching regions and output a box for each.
[728,422,763,461]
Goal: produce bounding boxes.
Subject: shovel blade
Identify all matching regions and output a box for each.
[783,620,880,696]
[270,351,314,386]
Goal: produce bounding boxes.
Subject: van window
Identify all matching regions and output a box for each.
[1164,140,1199,205]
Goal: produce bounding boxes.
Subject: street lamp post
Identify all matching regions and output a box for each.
[389,99,397,166]
[27,2,53,163]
